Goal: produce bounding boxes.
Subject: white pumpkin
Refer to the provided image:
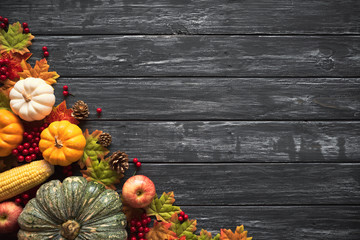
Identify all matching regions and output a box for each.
[9,77,55,122]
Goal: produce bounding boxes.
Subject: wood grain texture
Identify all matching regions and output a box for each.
[184,206,360,240]
[82,121,360,163]
[1,0,360,34]
[56,77,360,120]
[119,163,360,205]
[30,35,360,77]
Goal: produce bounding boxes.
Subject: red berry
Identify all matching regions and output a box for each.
[28,147,34,154]
[0,59,3,65]
[30,131,36,136]
[27,134,33,140]
[130,219,136,226]
[17,145,24,151]
[23,200,29,205]
[31,154,37,160]
[42,46,48,52]
[23,28,30,34]
[0,75,6,81]
[34,147,40,153]
[141,219,147,226]
[12,149,19,156]
[66,171,73,177]
[136,221,142,227]
[0,16,3,22]
[131,237,137,240]
[21,193,29,200]
[96,108,102,114]
[138,232,144,238]
[22,149,29,155]
[138,226,144,232]
[32,143,37,148]
[39,127,45,132]
[23,142,30,149]
[0,66,7,73]
[35,137,40,142]
[178,216,183,222]
[179,211,185,216]
[15,198,22,205]
[141,213,147,219]
[5,71,9,77]
[24,155,31,162]
[22,22,28,28]
[146,217,151,223]
[3,59,9,65]
[23,132,28,138]
[133,158,138,164]
[183,214,189,220]
[130,226,136,233]
[63,90,69,96]
[63,85,68,91]
[136,162,142,168]
[0,23,5,29]
[44,51,49,57]
[144,227,150,233]
[3,18,8,24]
[17,155,24,162]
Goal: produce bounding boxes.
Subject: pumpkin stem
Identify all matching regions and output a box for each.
[21,92,31,102]
[60,220,80,240]
[54,136,63,148]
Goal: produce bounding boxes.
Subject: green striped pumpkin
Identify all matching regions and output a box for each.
[17,176,127,240]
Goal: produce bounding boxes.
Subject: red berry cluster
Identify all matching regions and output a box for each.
[128,213,151,240]
[178,211,189,222]
[63,85,69,96]
[0,58,10,81]
[133,158,142,168]
[12,123,48,163]
[0,16,8,29]
[62,165,73,177]
[42,45,49,57]
[14,193,29,206]
[22,22,30,34]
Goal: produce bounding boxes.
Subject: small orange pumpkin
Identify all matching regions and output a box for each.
[39,120,86,166]
[0,109,24,157]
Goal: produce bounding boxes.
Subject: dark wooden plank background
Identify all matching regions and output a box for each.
[1,0,360,239]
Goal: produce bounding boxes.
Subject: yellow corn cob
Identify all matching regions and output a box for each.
[0,160,54,202]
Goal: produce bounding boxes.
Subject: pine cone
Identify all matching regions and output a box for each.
[71,100,89,120]
[98,132,112,147]
[108,151,129,174]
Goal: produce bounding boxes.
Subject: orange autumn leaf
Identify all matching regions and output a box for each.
[44,100,79,125]
[220,225,252,240]
[146,221,177,240]
[168,236,186,240]
[18,58,59,85]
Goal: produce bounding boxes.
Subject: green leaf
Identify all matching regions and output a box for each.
[170,212,197,239]
[0,92,12,111]
[80,156,120,190]
[146,192,181,222]
[0,22,34,54]
[79,129,109,168]
[198,229,221,240]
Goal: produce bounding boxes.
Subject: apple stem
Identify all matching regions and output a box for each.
[133,170,137,176]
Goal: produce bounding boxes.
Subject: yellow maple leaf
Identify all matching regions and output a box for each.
[18,58,59,85]
[146,221,177,240]
[220,225,252,240]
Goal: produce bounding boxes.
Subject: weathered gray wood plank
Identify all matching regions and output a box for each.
[56,77,360,120]
[184,206,360,240]
[30,36,360,77]
[119,163,360,205]
[82,121,360,163]
[1,0,360,34]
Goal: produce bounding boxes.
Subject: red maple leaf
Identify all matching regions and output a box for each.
[44,100,79,125]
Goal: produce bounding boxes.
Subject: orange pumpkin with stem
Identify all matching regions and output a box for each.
[0,109,24,157]
[39,120,86,166]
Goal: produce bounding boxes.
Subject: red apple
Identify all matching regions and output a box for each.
[122,175,156,208]
[0,201,23,234]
